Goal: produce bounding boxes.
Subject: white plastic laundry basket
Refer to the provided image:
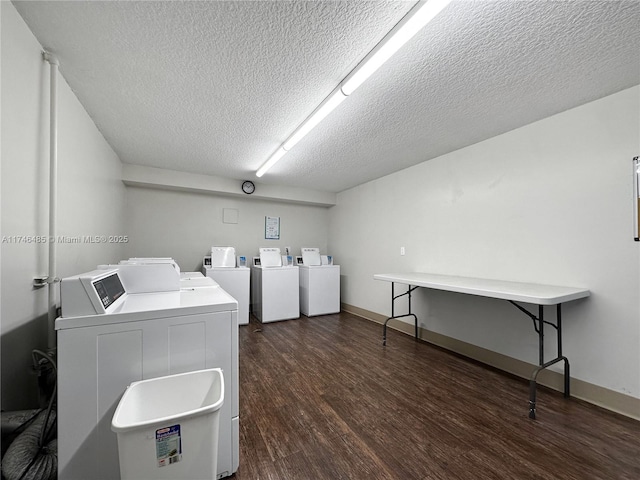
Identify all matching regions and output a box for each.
[111,368,224,480]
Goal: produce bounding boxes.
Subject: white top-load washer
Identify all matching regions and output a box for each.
[106,260,216,288]
[203,247,250,325]
[180,271,205,280]
[251,247,299,323]
[122,257,181,274]
[56,264,239,480]
[297,248,341,316]
[120,257,205,282]
[180,274,219,288]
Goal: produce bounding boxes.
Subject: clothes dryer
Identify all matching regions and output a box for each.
[56,266,239,480]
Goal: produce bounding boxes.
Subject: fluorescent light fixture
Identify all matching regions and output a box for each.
[342,0,452,95]
[256,146,287,177]
[255,0,451,177]
[283,89,347,151]
[256,89,347,177]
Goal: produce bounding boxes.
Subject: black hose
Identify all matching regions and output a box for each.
[30,350,57,448]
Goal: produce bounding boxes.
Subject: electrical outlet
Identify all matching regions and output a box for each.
[400,246,405,256]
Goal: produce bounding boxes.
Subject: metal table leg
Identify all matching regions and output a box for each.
[527,304,570,419]
[382,282,418,346]
[509,302,570,419]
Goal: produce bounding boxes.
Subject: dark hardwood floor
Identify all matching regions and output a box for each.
[236,312,640,479]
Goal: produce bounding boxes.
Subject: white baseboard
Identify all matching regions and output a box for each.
[342,303,640,421]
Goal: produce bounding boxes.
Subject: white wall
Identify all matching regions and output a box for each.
[1,2,126,410]
[124,187,330,272]
[3,0,637,410]
[122,164,336,207]
[329,86,640,399]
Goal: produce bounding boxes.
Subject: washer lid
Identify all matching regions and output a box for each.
[259,247,282,267]
[301,248,321,266]
[211,246,236,267]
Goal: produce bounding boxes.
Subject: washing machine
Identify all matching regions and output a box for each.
[56,265,239,480]
[105,260,215,289]
[297,248,341,316]
[99,262,180,292]
[203,247,251,326]
[180,271,205,280]
[120,257,212,287]
[123,257,181,274]
[251,248,299,323]
[180,274,219,288]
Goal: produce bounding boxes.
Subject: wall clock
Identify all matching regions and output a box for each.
[242,180,255,194]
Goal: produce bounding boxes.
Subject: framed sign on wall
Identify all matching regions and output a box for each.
[634,157,639,241]
[265,216,280,240]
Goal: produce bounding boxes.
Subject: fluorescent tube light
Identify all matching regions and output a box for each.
[256,146,287,177]
[283,89,347,151]
[256,89,347,177]
[255,0,451,177]
[341,0,451,96]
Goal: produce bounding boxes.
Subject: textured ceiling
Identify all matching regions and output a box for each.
[12,0,640,193]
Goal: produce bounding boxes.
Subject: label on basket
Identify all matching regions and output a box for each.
[156,425,182,467]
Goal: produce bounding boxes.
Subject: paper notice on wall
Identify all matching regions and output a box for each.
[634,157,639,241]
[265,216,280,240]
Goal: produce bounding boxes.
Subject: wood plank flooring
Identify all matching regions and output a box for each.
[236,312,640,479]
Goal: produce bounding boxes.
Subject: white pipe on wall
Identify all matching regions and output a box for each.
[43,51,58,351]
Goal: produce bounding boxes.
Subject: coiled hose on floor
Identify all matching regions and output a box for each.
[1,350,57,480]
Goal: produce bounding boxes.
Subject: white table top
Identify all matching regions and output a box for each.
[374,272,590,305]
